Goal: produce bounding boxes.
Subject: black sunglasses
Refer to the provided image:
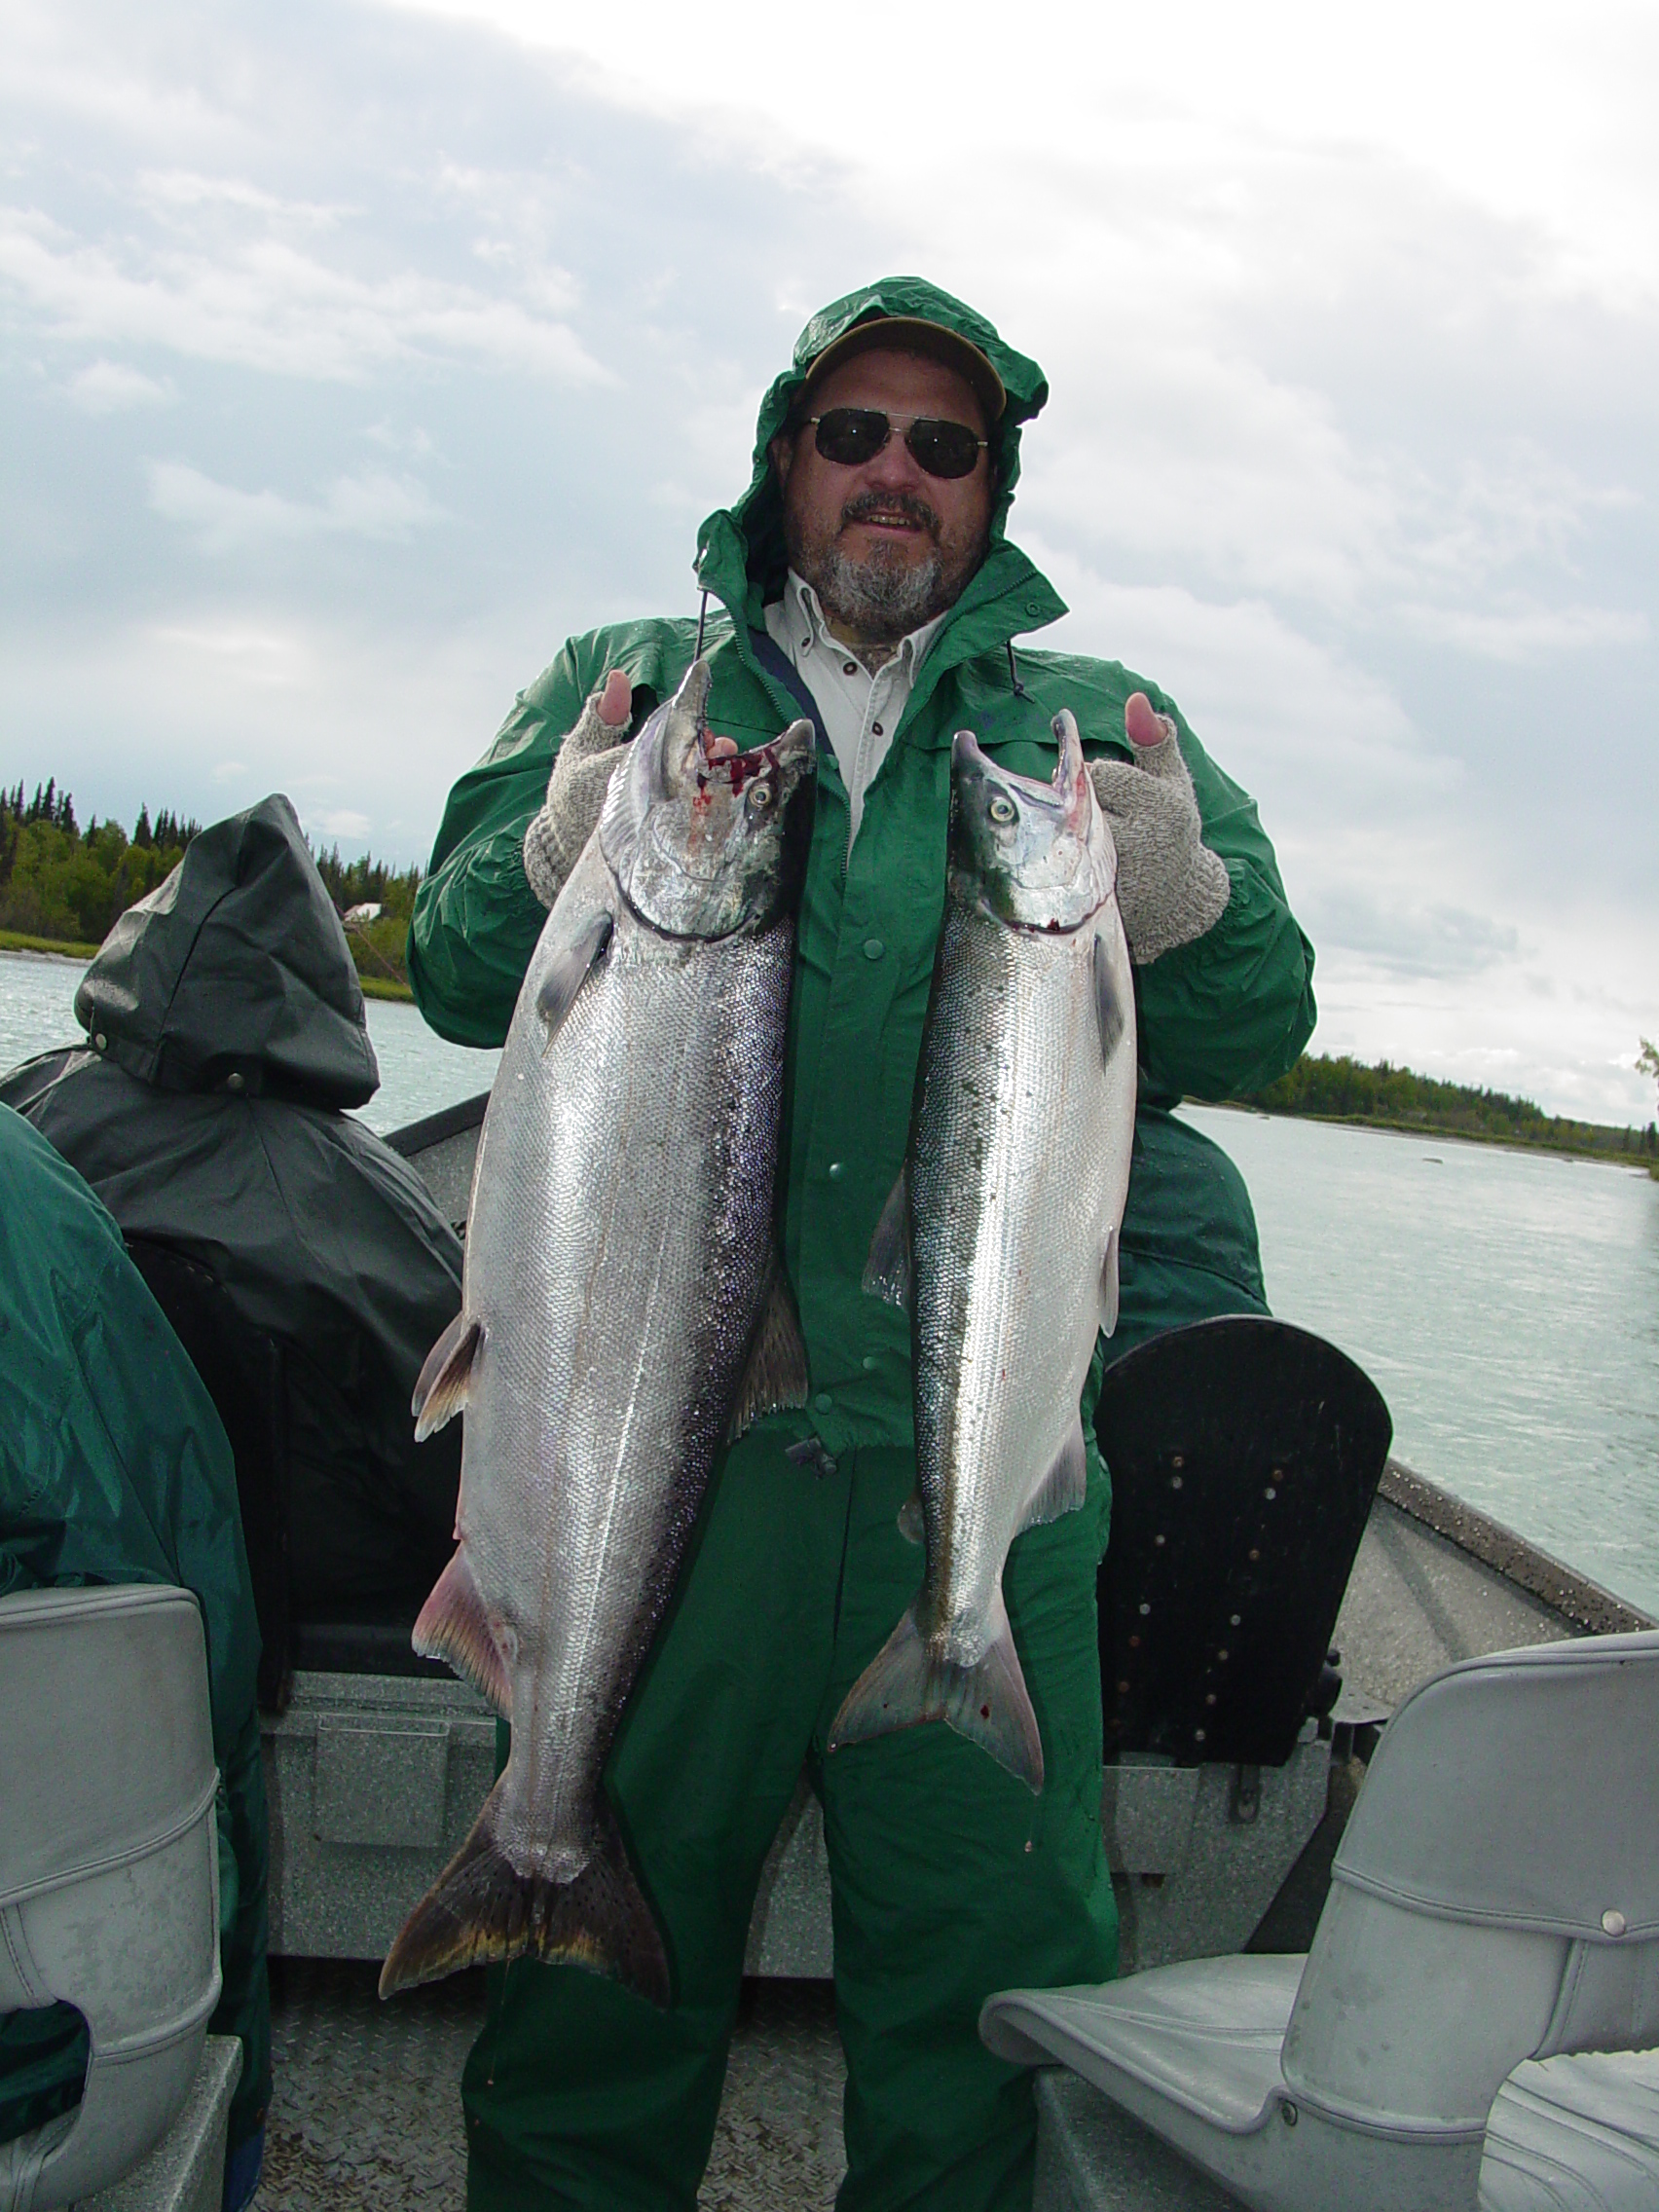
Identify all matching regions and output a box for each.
[807,407,988,481]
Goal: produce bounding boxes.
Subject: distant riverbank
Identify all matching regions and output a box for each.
[0,927,413,1001]
[1219,1099,1658,1173]
[1235,1051,1655,1172]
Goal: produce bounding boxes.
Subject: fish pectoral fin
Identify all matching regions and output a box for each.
[862,1166,912,1310]
[380,1783,670,2009]
[897,1490,925,1545]
[412,1310,483,1440]
[412,1547,511,1717]
[728,1253,810,1440]
[830,1598,1044,1794]
[1093,926,1127,1064]
[1098,1229,1120,1338]
[536,906,614,1053]
[1018,1415,1089,1535]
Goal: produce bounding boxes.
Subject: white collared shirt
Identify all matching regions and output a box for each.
[763,571,945,849]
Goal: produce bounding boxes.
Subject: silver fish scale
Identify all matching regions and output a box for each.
[910,894,1135,1666]
[459,877,793,1884]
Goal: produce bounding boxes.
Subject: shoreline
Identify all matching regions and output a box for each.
[1199,1099,1657,1173]
[2,935,414,1004]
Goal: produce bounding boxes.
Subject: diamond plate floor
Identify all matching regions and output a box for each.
[262,1961,845,2210]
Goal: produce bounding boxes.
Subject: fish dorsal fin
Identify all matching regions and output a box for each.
[412,1547,511,1718]
[1093,927,1126,1064]
[898,1489,925,1545]
[1099,1229,1120,1337]
[862,1166,912,1311]
[413,1310,483,1441]
[536,907,614,1054]
[728,1253,810,1441]
[1018,1415,1089,1535]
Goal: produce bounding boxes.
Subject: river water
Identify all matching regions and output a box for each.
[6,950,1657,1614]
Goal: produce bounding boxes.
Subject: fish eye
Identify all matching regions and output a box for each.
[746,779,776,811]
[987,794,1018,825]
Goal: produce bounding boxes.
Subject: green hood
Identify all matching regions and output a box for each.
[74,793,380,1109]
[697,276,1050,608]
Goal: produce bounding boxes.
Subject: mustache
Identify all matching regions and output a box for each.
[839,488,940,537]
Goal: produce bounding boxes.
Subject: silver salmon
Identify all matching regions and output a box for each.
[381,661,816,2004]
[830,712,1135,1792]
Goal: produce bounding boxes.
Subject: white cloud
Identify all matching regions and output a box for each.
[67,357,173,412]
[0,203,608,386]
[145,461,443,552]
[1397,602,1648,662]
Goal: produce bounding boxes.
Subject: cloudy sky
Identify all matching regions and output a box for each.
[3,0,1655,1119]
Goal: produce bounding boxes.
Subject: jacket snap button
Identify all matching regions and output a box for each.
[1603,1908,1628,1937]
[814,1392,833,1414]
[863,1355,878,1371]
[863,938,885,961]
[828,1161,845,1180]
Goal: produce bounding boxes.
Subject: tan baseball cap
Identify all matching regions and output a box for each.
[800,314,1007,428]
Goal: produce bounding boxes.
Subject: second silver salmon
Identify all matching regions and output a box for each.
[832,713,1136,1791]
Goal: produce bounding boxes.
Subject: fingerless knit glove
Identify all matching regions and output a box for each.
[522,691,632,910]
[1088,715,1230,964]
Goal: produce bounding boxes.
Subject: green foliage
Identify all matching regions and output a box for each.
[0,783,420,987]
[1242,1052,1658,1161]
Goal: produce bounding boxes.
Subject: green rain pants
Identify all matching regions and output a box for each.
[461,1430,1118,2212]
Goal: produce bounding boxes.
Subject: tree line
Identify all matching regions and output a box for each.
[0,781,421,986]
[1239,1052,1657,1160]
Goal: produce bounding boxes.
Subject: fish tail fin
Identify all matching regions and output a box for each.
[830,1599,1044,1794]
[379,1782,670,2007]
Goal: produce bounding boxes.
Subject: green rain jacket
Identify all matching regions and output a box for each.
[411,278,1316,1453]
[0,1105,270,2157]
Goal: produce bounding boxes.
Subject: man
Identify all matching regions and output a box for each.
[0,1105,270,2212]
[411,278,1314,2212]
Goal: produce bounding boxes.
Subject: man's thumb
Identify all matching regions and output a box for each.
[598,669,632,728]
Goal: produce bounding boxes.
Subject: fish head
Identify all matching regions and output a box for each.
[600,659,817,937]
[949,712,1118,932]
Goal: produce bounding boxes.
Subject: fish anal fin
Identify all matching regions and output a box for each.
[1099,1229,1120,1337]
[412,1548,511,1718]
[862,1166,912,1310]
[728,1255,810,1440]
[412,1312,483,1440]
[897,1490,924,1545]
[1018,1415,1088,1535]
[1092,927,1126,1064]
[380,1785,669,2008]
[829,1600,1044,1794]
[536,907,613,1053]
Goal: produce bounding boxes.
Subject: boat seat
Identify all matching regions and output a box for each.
[983,1631,1659,2212]
[1095,1316,1391,1766]
[1479,2049,1659,2212]
[0,1585,223,2212]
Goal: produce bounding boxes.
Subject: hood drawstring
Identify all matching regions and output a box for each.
[1006,641,1029,700]
[695,589,711,661]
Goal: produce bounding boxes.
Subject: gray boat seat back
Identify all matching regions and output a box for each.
[0,1584,222,2212]
[1284,1632,1659,2135]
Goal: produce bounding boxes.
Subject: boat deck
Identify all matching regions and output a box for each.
[263,1962,846,2211]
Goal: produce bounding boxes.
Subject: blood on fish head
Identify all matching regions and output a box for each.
[601,657,816,939]
[949,715,1118,934]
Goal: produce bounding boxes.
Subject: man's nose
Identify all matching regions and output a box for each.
[863,427,927,493]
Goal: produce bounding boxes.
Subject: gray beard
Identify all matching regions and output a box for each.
[805,544,954,648]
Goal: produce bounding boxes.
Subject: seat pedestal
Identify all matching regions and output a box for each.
[77,2037,241,2212]
[1035,2070,1248,2212]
